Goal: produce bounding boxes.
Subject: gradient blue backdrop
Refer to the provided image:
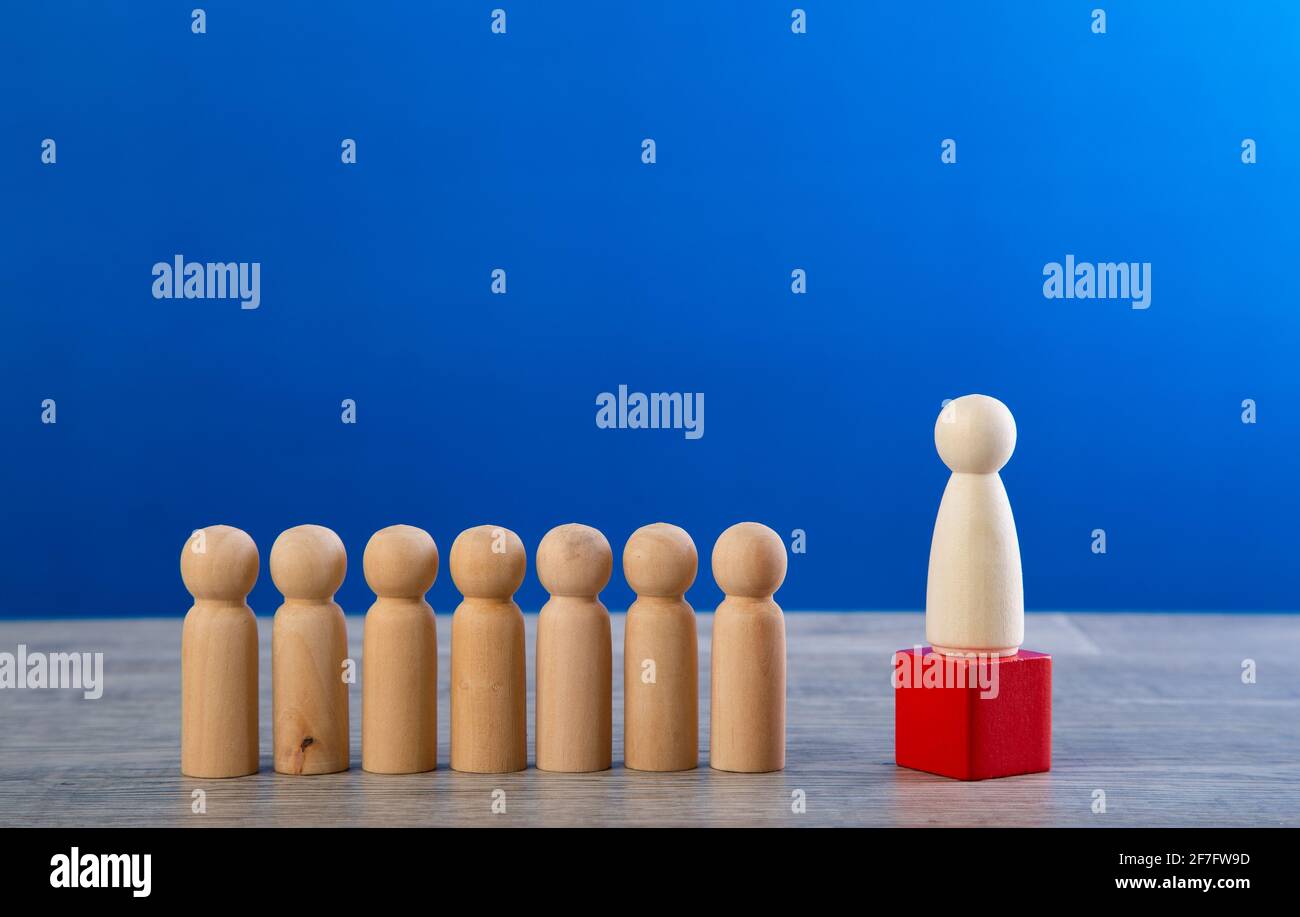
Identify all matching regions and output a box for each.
[3,2,1298,617]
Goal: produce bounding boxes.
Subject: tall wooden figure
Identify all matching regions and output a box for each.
[710,522,787,773]
[926,394,1024,656]
[449,525,527,774]
[623,523,699,772]
[536,523,613,773]
[271,524,350,775]
[362,525,438,774]
[180,525,260,778]
[898,394,1049,781]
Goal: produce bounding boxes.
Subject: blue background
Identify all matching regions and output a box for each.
[3,2,1297,618]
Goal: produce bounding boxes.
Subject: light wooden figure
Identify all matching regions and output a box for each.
[536,523,612,773]
[926,394,1024,657]
[623,523,699,772]
[710,522,787,773]
[180,525,260,778]
[449,524,527,774]
[270,524,350,775]
[362,525,438,775]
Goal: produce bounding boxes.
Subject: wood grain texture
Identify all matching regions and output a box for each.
[535,524,613,774]
[710,522,787,774]
[361,525,439,775]
[180,525,260,779]
[0,613,1297,827]
[448,526,527,774]
[269,526,350,776]
[623,523,699,772]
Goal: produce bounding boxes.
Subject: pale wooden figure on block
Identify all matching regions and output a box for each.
[536,523,612,773]
[449,524,527,774]
[710,522,787,773]
[362,525,438,775]
[623,523,699,772]
[926,394,1024,657]
[180,525,260,778]
[271,524,350,775]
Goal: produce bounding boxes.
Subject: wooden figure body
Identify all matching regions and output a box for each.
[536,523,612,773]
[926,394,1024,657]
[271,524,350,775]
[362,525,438,774]
[623,523,699,772]
[449,524,527,774]
[180,525,260,778]
[710,522,787,773]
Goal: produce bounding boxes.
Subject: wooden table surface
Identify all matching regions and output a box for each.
[0,612,1295,827]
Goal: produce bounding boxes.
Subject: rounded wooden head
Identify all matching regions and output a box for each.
[537,523,612,597]
[449,524,526,599]
[363,524,438,599]
[712,522,787,598]
[180,525,259,602]
[935,394,1017,474]
[623,523,697,597]
[269,524,347,601]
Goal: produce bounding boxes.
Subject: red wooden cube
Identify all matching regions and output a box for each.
[894,646,1051,781]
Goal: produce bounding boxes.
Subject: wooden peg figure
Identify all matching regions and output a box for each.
[710,522,787,773]
[449,525,527,773]
[926,394,1024,657]
[536,523,613,773]
[271,525,350,775]
[362,525,439,774]
[623,523,699,772]
[181,525,260,778]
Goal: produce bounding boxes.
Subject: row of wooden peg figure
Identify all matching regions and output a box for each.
[180,520,787,778]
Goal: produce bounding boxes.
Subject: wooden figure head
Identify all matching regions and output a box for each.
[269,524,346,601]
[364,525,438,599]
[623,523,697,597]
[712,522,787,599]
[449,524,526,600]
[537,523,612,598]
[935,394,1017,474]
[180,524,258,602]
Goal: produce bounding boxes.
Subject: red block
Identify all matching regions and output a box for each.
[894,646,1051,781]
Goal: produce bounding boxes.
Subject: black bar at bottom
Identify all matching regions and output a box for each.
[0,826,1281,901]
